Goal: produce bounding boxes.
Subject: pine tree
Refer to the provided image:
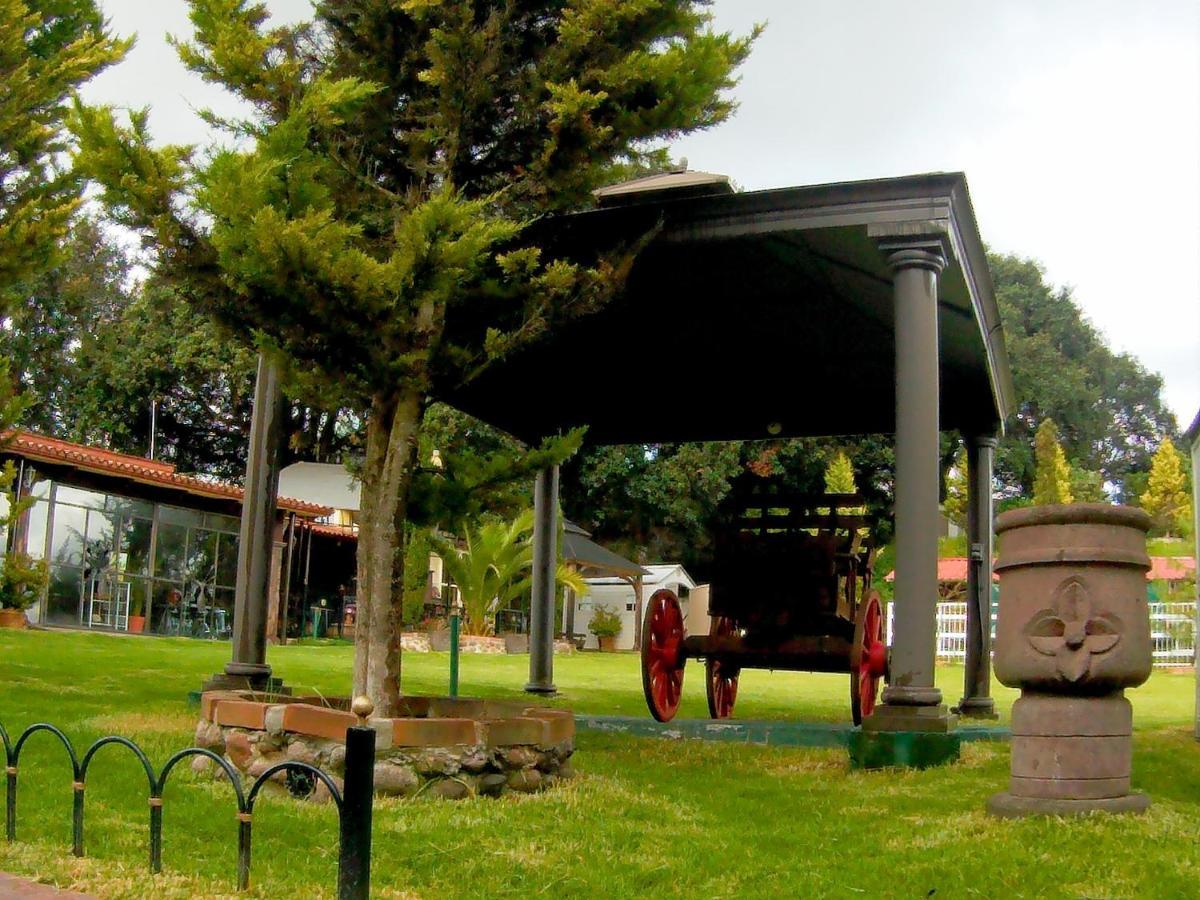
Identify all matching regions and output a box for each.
[0,1,128,296]
[1032,418,1073,506]
[943,446,968,529]
[824,451,858,495]
[1140,438,1190,538]
[72,0,758,713]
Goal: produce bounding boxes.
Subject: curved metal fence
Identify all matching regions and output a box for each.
[1,716,375,898]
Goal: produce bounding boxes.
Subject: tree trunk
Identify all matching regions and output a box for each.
[352,387,423,715]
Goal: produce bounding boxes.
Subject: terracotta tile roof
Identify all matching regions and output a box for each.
[1,430,331,516]
[304,521,358,539]
[885,556,1195,583]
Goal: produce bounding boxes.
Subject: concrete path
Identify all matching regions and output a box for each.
[0,873,93,899]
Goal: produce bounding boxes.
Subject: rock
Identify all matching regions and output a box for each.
[190,755,214,777]
[477,773,507,798]
[429,777,471,800]
[287,739,320,765]
[373,762,419,797]
[412,749,461,777]
[534,752,559,774]
[224,731,253,770]
[312,774,344,805]
[195,720,224,751]
[557,762,575,780]
[328,744,346,772]
[507,769,542,793]
[247,754,287,782]
[459,749,492,774]
[256,733,283,753]
[500,746,539,769]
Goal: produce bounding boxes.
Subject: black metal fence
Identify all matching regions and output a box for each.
[1,717,376,898]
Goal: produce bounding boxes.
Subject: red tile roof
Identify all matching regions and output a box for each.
[304,521,358,539]
[885,556,1195,583]
[2,431,331,516]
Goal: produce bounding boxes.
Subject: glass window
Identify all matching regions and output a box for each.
[106,496,153,518]
[24,499,49,560]
[159,505,203,528]
[151,580,185,635]
[28,475,52,500]
[49,503,87,567]
[184,528,218,586]
[83,509,117,575]
[216,532,239,588]
[205,512,240,534]
[119,516,153,575]
[154,522,187,580]
[45,565,83,625]
[55,485,107,510]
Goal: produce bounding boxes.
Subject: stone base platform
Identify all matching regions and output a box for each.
[197,692,574,800]
[987,791,1150,818]
[848,729,962,769]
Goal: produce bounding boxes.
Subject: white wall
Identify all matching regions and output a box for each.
[575,579,692,650]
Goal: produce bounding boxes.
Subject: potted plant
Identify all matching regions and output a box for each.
[127,588,146,634]
[0,551,48,630]
[588,604,622,652]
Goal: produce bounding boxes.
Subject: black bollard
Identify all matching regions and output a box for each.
[338,698,376,900]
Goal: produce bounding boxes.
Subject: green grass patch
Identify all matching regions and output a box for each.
[0,629,1197,898]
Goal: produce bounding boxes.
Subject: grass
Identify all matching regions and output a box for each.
[0,629,1197,898]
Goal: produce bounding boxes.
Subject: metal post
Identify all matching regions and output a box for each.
[449,598,461,698]
[339,699,377,900]
[215,354,286,690]
[959,434,999,718]
[72,783,84,856]
[868,237,953,732]
[6,766,16,841]
[526,465,559,694]
[149,798,163,874]
[237,813,252,890]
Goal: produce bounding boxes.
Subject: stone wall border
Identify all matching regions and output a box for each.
[197,691,575,800]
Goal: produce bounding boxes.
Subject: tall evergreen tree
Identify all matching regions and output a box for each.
[1140,438,1191,538]
[72,0,758,712]
[0,0,127,297]
[824,450,857,495]
[1032,418,1073,506]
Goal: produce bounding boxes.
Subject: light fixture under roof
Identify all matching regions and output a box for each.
[592,167,734,208]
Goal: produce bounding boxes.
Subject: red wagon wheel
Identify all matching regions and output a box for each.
[641,589,686,722]
[850,590,888,726]
[705,616,740,719]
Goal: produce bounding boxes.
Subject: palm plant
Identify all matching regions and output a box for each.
[432,511,588,636]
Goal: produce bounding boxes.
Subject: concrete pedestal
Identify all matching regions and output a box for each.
[987,692,1146,816]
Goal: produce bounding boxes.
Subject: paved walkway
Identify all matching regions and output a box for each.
[0,873,93,899]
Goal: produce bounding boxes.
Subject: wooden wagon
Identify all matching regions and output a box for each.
[640,489,889,724]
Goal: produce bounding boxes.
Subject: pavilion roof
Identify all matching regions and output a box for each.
[444,172,1013,447]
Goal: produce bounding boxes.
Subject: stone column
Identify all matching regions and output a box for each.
[526,465,559,694]
[867,237,954,734]
[205,354,286,693]
[959,434,999,718]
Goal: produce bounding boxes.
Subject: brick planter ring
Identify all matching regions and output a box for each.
[197,692,575,800]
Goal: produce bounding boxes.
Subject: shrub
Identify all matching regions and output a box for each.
[588,605,623,639]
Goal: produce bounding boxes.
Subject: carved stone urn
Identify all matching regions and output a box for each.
[988,503,1152,817]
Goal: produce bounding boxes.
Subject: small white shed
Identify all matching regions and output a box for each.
[576,563,698,651]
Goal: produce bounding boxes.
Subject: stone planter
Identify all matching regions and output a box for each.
[597,635,617,652]
[0,608,28,629]
[501,633,529,654]
[988,503,1153,817]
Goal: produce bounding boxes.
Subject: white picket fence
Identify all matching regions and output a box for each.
[886,601,1196,668]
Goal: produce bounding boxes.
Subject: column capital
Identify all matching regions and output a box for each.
[969,434,1000,450]
[880,240,947,274]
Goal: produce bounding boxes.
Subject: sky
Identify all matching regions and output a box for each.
[81,0,1200,428]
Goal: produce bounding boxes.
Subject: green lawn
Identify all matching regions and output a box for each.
[1,629,1198,898]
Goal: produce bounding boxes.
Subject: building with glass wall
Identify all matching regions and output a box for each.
[2,432,330,636]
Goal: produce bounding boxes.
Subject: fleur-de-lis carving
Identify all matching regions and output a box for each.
[1024,576,1121,682]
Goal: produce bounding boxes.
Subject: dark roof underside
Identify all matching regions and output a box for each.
[445,172,1013,447]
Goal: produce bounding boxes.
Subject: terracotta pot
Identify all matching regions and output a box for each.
[128,615,146,634]
[0,608,29,630]
[989,503,1153,818]
[597,635,616,652]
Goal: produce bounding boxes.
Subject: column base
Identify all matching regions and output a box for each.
[955,697,999,720]
[863,702,958,733]
[524,683,557,695]
[987,791,1149,818]
[849,729,961,770]
[201,672,291,695]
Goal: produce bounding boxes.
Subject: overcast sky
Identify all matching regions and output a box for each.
[82,0,1199,427]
